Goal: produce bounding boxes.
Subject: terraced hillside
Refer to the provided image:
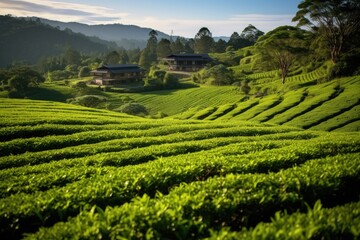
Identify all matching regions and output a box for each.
[173,76,360,132]
[0,98,359,239]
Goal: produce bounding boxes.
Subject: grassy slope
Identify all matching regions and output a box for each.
[14,72,359,132]
[166,76,359,132]
[111,85,243,116]
[0,98,359,239]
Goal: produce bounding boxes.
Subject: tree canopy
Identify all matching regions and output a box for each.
[257,26,311,84]
[292,0,360,63]
[1,66,45,97]
[194,27,214,53]
[241,24,264,43]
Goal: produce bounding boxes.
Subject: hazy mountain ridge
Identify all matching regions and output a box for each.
[35,18,172,49]
[0,15,113,67]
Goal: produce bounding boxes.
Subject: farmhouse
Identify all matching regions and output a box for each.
[91,64,142,85]
[163,54,213,72]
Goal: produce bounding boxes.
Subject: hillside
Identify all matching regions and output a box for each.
[12,69,359,132]
[36,18,171,49]
[0,98,359,239]
[0,15,112,67]
[99,74,359,132]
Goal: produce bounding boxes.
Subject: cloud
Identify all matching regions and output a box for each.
[122,14,295,37]
[0,0,129,24]
[0,0,296,37]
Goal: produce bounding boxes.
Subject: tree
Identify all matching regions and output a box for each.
[147,30,158,62]
[63,47,81,65]
[118,48,130,64]
[156,39,172,58]
[78,66,91,78]
[240,80,251,95]
[163,72,179,87]
[292,0,360,63]
[68,95,107,108]
[104,51,120,65]
[228,32,241,49]
[140,30,158,68]
[5,66,45,96]
[171,37,185,54]
[116,102,148,116]
[128,48,141,64]
[240,24,264,43]
[139,48,152,69]
[213,39,227,53]
[194,27,214,53]
[257,26,311,84]
[206,64,234,85]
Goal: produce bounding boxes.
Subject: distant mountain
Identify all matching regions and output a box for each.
[35,18,171,49]
[0,15,113,67]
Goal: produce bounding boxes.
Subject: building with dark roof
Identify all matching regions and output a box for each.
[91,64,142,85]
[163,54,213,72]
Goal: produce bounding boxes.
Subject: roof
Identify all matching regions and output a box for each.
[91,64,142,74]
[163,54,213,61]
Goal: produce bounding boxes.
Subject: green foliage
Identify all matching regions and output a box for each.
[78,66,91,78]
[0,66,45,97]
[256,26,312,84]
[292,0,360,63]
[163,72,179,87]
[0,98,359,239]
[197,64,234,85]
[67,95,107,108]
[156,38,172,58]
[139,30,158,69]
[104,51,120,65]
[63,48,81,65]
[0,15,109,67]
[328,49,360,79]
[194,27,214,53]
[240,80,251,94]
[115,102,148,116]
[47,70,72,81]
[240,24,264,43]
[209,201,360,239]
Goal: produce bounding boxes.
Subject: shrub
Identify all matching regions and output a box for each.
[8,89,25,98]
[240,80,251,94]
[48,70,72,81]
[328,50,360,79]
[67,95,107,108]
[163,72,179,87]
[78,66,91,78]
[206,64,234,85]
[115,102,148,116]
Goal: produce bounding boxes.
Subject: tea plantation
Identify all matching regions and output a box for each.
[0,98,359,239]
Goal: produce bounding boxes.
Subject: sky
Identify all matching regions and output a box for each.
[0,0,302,37]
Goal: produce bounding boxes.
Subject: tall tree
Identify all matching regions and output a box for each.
[292,0,360,63]
[171,37,185,54]
[104,51,120,64]
[194,27,214,53]
[213,39,227,53]
[118,48,129,64]
[240,24,264,43]
[63,47,81,66]
[228,32,241,49]
[156,39,172,58]
[147,30,158,62]
[140,30,158,68]
[128,48,141,64]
